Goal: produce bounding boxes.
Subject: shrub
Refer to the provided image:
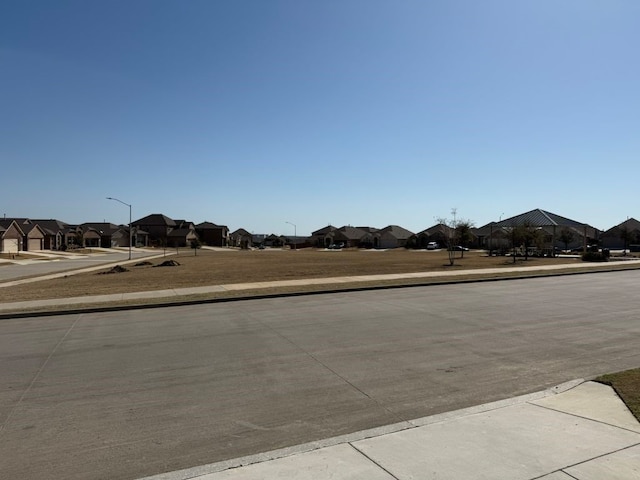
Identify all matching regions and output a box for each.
[582,251,609,262]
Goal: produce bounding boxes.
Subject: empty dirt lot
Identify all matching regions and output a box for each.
[3,248,637,305]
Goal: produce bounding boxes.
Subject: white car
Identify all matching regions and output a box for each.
[426,242,439,250]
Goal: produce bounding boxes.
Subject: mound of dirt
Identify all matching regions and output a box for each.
[154,260,181,267]
[98,265,129,275]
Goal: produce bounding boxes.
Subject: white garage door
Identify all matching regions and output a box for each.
[3,239,19,253]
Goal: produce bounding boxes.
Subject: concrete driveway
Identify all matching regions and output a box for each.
[1,270,640,479]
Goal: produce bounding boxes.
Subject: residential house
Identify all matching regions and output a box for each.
[600,218,640,250]
[167,220,198,247]
[326,226,378,248]
[79,223,121,248]
[196,222,229,247]
[0,218,46,251]
[0,220,24,253]
[310,225,337,248]
[132,214,177,246]
[285,236,312,249]
[110,226,149,247]
[375,225,414,249]
[479,208,599,254]
[410,223,454,249]
[230,228,253,249]
[30,219,69,250]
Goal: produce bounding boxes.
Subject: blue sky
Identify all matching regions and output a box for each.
[2,1,639,235]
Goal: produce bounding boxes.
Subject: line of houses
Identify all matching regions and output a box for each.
[2,209,640,254]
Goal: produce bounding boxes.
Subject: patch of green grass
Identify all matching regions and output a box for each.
[596,368,640,421]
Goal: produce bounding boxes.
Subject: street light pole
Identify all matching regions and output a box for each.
[285,221,297,251]
[106,197,132,260]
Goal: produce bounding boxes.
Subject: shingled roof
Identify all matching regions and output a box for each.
[132,214,176,227]
[379,225,414,239]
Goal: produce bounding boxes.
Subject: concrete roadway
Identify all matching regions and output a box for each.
[2,270,640,479]
[0,249,161,283]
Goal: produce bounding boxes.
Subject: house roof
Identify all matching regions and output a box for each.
[416,223,453,236]
[167,228,197,238]
[132,214,176,227]
[311,225,337,236]
[174,220,196,229]
[0,220,25,235]
[493,209,588,229]
[231,228,252,237]
[334,226,370,240]
[356,226,380,233]
[30,219,70,234]
[379,225,414,239]
[603,217,640,234]
[80,223,120,234]
[196,221,229,230]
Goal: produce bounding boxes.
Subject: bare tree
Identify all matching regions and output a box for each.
[559,228,574,253]
[437,209,474,265]
[436,218,456,266]
[620,225,634,255]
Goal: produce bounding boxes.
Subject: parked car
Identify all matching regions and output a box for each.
[448,245,469,251]
[570,245,599,253]
[426,242,439,250]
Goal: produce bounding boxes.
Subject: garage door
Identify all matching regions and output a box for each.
[3,239,19,253]
[28,238,42,251]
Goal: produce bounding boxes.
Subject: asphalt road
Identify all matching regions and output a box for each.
[0,249,157,282]
[2,271,640,479]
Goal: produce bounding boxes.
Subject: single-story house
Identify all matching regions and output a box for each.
[0,220,24,253]
[310,225,337,248]
[477,208,600,253]
[30,219,69,250]
[409,223,455,249]
[600,218,640,250]
[375,225,414,249]
[0,218,47,252]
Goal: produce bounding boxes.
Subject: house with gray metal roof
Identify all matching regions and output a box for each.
[600,218,640,250]
[478,208,599,253]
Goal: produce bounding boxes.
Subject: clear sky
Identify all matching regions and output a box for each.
[2,1,639,235]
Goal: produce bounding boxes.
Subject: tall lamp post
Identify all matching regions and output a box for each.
[285,221,297,251]
[107,197,132,260]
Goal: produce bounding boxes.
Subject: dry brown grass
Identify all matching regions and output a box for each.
[597,368,640,421]
[0,247,617,304]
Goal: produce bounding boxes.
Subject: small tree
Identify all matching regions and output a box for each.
[74,229,84,249]
[190,239,201,256]
[436,209,473,265]
[620,225,634,255]
[559,228,574,253]
[436,218,456,266]
[455,220,474,258]
[521,221,541,260]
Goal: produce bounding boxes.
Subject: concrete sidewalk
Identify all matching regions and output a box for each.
[141,381,640,480]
